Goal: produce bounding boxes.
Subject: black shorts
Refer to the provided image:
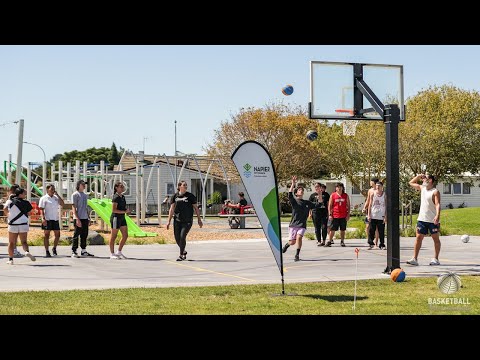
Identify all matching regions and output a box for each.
[331,218,347,231]
[42,220,60,231]
[110,215,127,229]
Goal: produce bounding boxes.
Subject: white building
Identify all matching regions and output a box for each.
[117,153,248,212]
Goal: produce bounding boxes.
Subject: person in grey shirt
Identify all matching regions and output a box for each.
[71,180,94,257]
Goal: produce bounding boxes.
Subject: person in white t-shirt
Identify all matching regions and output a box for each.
[407,174,441,266]
[3,187,36,265]
[38,184,65,257]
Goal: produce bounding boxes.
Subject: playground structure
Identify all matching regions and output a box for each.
[1,151,245,235]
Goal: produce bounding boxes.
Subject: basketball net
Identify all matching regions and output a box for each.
[335,109,358,136]
[343,120,358,136]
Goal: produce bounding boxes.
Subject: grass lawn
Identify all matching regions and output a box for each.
[1,276,478,314]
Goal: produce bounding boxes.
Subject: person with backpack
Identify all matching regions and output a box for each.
[3,187,36,265]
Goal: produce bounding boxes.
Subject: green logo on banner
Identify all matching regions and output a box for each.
[244,163,252,171]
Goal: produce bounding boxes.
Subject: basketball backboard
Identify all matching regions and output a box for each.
[309,61,404,121]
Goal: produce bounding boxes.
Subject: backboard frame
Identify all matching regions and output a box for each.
[309,61,405,121]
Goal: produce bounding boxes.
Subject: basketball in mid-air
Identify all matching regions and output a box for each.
[391,268,406,282]
[461,234,470,243]
[306,130,318,141]
[282,84,294,96]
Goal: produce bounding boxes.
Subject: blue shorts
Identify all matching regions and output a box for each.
[416,221,440,235]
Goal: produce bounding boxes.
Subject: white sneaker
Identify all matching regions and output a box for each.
[71,251,79,258]
[429,258,441,266]
[110,254,120,260]
[13,249,24,258]
[25,252,36,262]
[406,258,419,266]
[6,259,13,265]
[115,252,127,259]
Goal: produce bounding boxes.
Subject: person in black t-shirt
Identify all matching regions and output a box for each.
[282,176,315,262]
[308,183,330,246]
[167,180,203,261]
[109,182,130,259]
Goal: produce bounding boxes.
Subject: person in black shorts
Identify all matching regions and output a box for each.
[38,184,65,257]
[167,180,203,261]
[109,182,130,259]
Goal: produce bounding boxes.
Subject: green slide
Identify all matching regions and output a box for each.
[88,198,157,237]
[0,173,11,187]
[8,162,43,196]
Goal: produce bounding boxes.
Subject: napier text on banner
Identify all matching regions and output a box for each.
[231,141,283,275]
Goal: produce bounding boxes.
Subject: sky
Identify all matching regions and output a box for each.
[1,45,480,168]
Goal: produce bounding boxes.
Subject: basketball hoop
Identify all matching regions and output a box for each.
[335,109,358,136]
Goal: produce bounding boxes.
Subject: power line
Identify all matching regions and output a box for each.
[0,120,19,127]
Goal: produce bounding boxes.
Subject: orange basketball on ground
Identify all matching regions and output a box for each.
[391,268,406,282]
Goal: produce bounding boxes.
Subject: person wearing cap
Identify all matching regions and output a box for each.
[367,181,387,250]
[71,180,94,258]
[3,187,36,265]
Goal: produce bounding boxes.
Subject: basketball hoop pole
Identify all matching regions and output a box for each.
[352,64,401,273]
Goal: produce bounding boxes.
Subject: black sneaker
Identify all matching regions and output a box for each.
[282,244,290,253]
[46,250,52,258]
[325,241,332,247]
[52,247,57,256]
[341,241,346,247]
[294,255,300,262]
[71,251,79,258]
[81,250,94,257]
[182,251,187,260]
[379,244,386,250]
[176,256,184,261]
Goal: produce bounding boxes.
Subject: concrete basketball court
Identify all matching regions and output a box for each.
[0,221,479,292]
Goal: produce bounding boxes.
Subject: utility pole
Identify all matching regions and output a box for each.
[15,119,24,185]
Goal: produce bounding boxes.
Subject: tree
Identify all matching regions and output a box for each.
[204,103,326,183]
[108,142,121,170]
[400,85,480,182]
[49,145,125,169]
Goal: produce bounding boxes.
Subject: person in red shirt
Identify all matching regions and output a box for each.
[326,182,350,247]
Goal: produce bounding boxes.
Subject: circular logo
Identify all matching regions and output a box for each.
[437,272,462,294]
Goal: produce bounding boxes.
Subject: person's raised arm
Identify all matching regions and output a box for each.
[409,174,423,191]
[54,190,65,207]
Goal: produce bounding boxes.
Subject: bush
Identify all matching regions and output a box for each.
[209,191,223,205]
[304,233,316,240]
[400,226,416,237]
[446,203,454,209]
